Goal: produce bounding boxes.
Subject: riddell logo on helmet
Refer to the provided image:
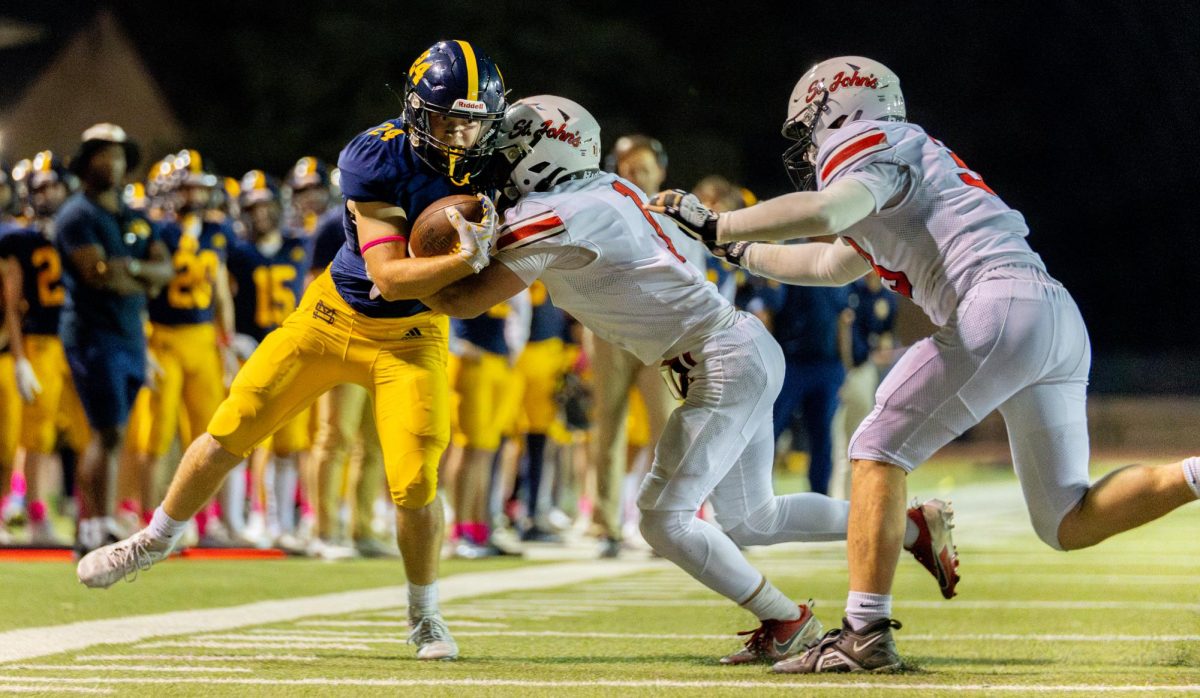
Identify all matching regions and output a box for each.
[453,98,488,113]
[805,70,880,103]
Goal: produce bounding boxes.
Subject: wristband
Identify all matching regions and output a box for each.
[359,235,407,255]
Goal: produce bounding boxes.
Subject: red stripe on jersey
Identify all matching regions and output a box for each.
[497,214,565,250]
[819,131,886,182]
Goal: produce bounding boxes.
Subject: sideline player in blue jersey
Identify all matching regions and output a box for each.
[78,41,505,662]
[56,124,176,555]
[0,151,88,546]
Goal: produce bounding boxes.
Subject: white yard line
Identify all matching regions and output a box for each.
[5,664,252,673]
[1,676,1198,692]
[165,629,1200,644]
[0,685,112,694]
[82,654,317,662]
[0,558,660,663]
[294,619,507,628]
[136,641,373,651]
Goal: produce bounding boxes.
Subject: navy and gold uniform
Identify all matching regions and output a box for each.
[451,309,515,452]
[133,214,230,458]
[0,225,90,455]
[224,232,311,454]
[207,39,505,509]
[56,192,160,429]
[515,281,567,436]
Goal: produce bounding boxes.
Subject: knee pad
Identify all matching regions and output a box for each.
[638,509,691,551]
[719,500,778,548]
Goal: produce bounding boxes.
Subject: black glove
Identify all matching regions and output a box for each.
[645,189,719,246]
[713,241,752,268]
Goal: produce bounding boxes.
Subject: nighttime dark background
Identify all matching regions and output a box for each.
[2,1,1198,391]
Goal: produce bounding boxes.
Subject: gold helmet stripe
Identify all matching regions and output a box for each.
[456,40,479,101]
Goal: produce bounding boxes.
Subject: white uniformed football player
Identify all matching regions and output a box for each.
[649,56,1200,674]
[427,94,957,665]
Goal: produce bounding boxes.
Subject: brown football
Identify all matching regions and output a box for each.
[407,194,483,258]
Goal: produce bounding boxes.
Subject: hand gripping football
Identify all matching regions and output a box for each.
[408,194,484,257]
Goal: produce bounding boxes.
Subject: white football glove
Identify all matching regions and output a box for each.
[145,351,165,393]
[13,357,42,404]
[231,333,260,362]
[445,194,497,273]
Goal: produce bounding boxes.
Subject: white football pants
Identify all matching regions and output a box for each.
[850,266,1092,548]
[637,312,849,605]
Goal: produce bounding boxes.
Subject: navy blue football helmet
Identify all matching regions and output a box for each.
[403,40,506,184]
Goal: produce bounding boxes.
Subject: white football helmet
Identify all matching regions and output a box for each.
[781,56,906,190]
[494,95,602,202]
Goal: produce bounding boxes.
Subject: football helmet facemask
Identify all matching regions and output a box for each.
[403,40,506,185]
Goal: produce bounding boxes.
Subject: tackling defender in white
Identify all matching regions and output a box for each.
[649,56,1200,673]
[427,94,957,665]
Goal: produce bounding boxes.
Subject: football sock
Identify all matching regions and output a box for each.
[223,462,248,533]
[29,500,47,524]
[903,515,919,548]
[639,509,773,615]
[148,506,187,546]
[275,455,300,534]
[408,581,439,619]
[846,591,892,631]
[524,433,547,519]
[741,577,802,622]
[1183,457,1200,499]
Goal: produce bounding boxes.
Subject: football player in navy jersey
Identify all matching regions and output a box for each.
[79,40,505,663]
[0,151,85,545]
[224,170,311,549]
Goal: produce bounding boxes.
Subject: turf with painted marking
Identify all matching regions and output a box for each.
[3,454,1198,696]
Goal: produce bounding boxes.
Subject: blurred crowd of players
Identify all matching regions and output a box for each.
[0,130,898,560]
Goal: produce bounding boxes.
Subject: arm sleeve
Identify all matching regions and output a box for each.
[717,178,878,243]
[742,238,871,287]
[838,163,911,214]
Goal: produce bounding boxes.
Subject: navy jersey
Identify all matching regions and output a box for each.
[848,278,898,367]
[452,305,508,356]
[528,280,566,343]
[0,225,64,336]
[331,121,472,318]
[756,283,851,363]
[147,214,230,326]
[226,235,309,342]
[309,207,346,273]
[55,192,160,348]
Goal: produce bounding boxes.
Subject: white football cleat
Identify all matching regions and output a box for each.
[77,529,175,589]
[408,613,459,660]
[905,498,960,599]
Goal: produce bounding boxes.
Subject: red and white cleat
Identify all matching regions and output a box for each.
[905,498,960,599]
[720,602,824,665]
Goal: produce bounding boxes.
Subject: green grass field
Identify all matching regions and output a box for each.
[2,453,1199,696]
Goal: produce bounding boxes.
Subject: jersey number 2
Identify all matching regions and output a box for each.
[610,181,686,263]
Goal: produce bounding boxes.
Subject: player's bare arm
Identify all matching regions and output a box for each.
[65,244,151,296]
[1,256,27,361]
[135,239,176,297]
[423,261,529,319]
[352,199,480,301]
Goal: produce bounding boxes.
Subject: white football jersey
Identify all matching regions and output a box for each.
[495,172,736,364]
[817,120,1047,326]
